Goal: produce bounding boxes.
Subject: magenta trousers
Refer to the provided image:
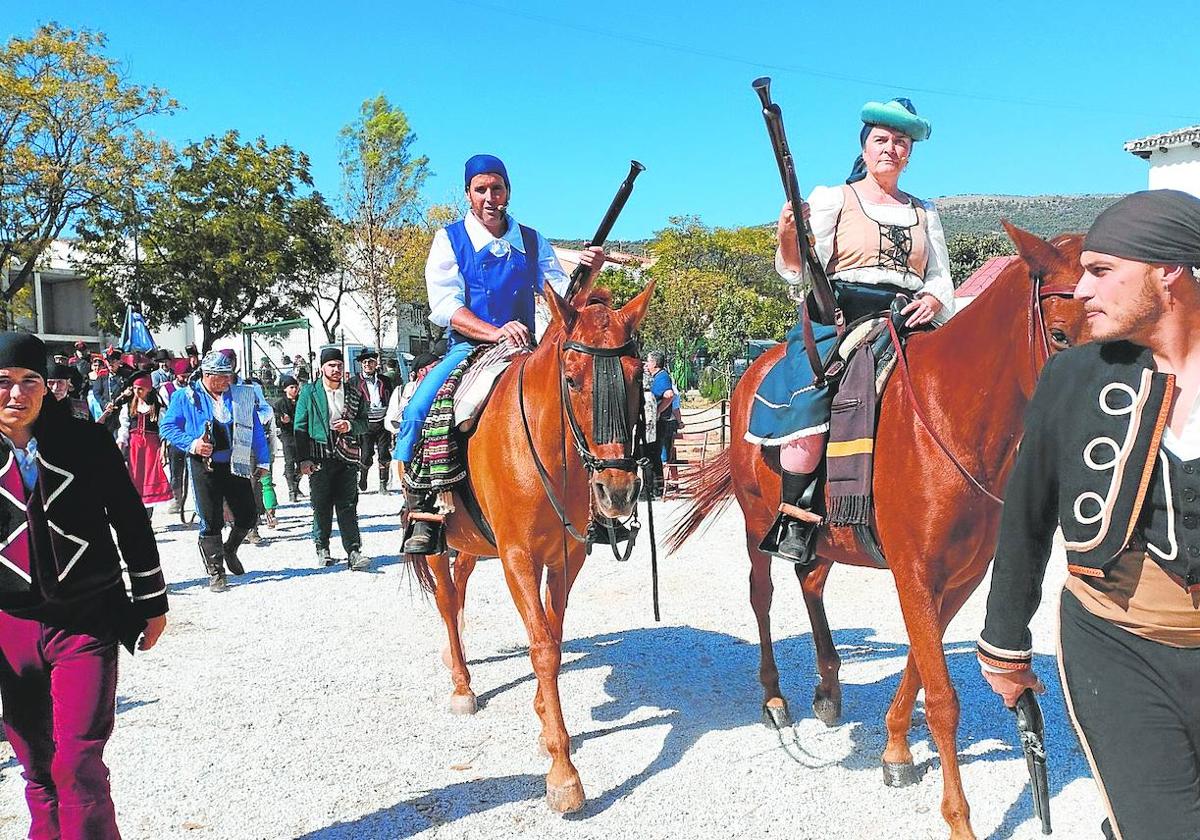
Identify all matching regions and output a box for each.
[0,611,121,840]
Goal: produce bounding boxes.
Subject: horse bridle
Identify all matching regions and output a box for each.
[560,338,642,474]
[517,335,644,544]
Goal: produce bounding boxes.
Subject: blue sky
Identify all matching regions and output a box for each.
[8,1,1194,239]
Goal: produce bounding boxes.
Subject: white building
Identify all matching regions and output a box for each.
[1125,125,1200,196]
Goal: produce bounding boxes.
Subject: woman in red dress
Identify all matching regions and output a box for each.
[117,372,174,515]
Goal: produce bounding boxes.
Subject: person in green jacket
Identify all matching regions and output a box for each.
[293,347,371,570]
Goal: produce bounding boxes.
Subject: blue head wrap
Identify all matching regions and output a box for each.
[847,98,929,184]
[464,154,510,190]
[201,350,234,375]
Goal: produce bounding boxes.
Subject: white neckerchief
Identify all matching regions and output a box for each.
[1163,387,1200,461]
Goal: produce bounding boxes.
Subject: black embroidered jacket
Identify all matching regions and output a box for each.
[978,341,1185,671]
[0,400,167,650]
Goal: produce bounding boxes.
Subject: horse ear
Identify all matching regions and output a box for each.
[619,278,656,332]
[1002,219,1071,278]
[545,284,578,333]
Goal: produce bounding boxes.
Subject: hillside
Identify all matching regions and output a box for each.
[932,193,1121,237]
[551,194,1123,250]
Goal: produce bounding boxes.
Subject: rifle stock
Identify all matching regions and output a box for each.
[565,160,646,301]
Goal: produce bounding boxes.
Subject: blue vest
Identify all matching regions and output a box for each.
[445,220,540,348]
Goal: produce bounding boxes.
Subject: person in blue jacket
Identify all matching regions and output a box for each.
[161,350,269,592]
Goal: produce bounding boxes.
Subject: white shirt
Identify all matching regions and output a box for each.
[425,212,570,328]
[1163,388,1200,461]
[324,382,345,432]
[364,375,383,408]
[775,185,955,325]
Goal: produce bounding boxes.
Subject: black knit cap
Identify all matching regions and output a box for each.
[48,363,75,381]
[320,347,343,365]
[278,374,298,388]
[0,332,48,380]
[1084,189,1200,266]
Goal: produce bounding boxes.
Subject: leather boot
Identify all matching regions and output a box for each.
[759,470,822,565]
[358,468,369,492]
[199,535,228,592]
[378,464,390,495]
[402,491,444,555]
[223,526,250,576]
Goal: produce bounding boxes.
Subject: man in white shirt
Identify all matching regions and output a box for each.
[393,153,606,554]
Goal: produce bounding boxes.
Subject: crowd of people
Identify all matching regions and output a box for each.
[2,129,1198,839]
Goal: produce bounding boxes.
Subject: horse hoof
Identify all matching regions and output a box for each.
[545,778,586,814]
[449,693,477,716]
[812,694,842,727]
[761,699,792,729]
[882,760,920,787]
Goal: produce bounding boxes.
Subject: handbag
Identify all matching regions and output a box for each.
[331,386,362,465]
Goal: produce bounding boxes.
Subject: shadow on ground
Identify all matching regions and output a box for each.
[297,625,1084,839]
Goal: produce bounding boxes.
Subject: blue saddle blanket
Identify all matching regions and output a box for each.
[746,319,839,446]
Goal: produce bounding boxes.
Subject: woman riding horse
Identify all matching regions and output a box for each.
[753,97,954,564]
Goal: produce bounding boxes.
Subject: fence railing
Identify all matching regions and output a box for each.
[677,400,731,452]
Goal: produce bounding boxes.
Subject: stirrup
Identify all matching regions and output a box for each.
[759,506,821,565]
[402,511,446,555]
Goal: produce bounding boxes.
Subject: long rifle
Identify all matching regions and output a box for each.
[564,160,646,301]
[751,77,840,327]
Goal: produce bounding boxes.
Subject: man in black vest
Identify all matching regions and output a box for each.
[273,375,302,502]
[349,349,393,494]
[978,190,1200,840]
[0,332,167,839]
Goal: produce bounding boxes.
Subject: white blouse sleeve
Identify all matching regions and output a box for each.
[774,185,844,284]
[383,385,404,433]
[425,228,466,328]
[918,202,955,324]
[117,408,131,447]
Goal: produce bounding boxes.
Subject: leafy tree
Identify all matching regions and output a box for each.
[389,202,458,345]
[78,131,338,351]
[339,95,429,350]
[945,232,1016,287]
[0,24,175,324]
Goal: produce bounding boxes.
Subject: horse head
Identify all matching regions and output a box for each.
[1002,221,1090,354]
[544,278,656,519]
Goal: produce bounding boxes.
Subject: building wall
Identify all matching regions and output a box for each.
[1147,146,1200,197]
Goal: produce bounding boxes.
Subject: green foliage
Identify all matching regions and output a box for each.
[78,130,338,351]
[339,95,430,349]
[946,232,1016,287]
[0,23,176,324]
[699,366,727,402]
[635,217,793,367]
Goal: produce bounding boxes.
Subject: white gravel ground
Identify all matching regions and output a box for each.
[0,484,1104,840]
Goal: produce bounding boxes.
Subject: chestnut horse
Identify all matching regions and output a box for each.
[408,279,654,814]
[667,224,1087,839]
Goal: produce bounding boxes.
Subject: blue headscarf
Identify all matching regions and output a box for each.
[464,154,510,190]
[847,98,926,184]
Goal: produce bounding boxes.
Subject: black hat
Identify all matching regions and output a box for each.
[185,343,199,356]
[411,351,437,372]
[278,374,298,389]
[0,332,48,379]
[357,349,379,362]
[152,348,173,362]
[320,347,343,365]
[48,362,75,381]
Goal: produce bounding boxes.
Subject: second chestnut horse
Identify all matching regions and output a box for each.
[668,223,1088,839]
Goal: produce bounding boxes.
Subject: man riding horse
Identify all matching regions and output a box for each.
[395,154,607,554]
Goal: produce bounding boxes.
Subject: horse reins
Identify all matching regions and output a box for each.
[886,276,1077,507]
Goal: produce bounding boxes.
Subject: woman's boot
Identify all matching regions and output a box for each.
[759,470,822,565]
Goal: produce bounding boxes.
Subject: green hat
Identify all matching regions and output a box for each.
[860,98,931,142]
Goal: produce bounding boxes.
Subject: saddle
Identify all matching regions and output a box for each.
[813,294,922,569]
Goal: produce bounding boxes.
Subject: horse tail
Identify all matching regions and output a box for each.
[664,446,735,554]
[405,552,438,595]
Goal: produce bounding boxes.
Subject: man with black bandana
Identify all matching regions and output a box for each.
[978,189,1200,840]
